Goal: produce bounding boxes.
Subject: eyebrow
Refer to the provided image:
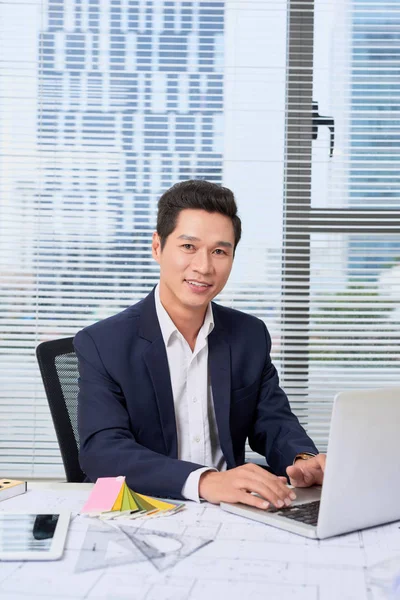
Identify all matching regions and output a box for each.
[177,234,233,248]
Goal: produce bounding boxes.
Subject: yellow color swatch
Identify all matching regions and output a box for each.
[111,484,125,511]
[135,493,177,512]
[126,487,139,511]
[131,491,157,512]
[121,484,133,511]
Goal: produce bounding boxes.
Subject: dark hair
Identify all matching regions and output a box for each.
[156,179,241,251]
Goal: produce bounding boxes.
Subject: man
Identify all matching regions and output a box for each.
[75,180,325,510]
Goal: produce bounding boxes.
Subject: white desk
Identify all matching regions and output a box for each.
[0,482,399,600]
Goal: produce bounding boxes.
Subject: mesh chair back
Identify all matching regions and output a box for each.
[36,337,85,482]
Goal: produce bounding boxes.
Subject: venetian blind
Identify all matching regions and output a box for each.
[0,0,227,477]
[0,0,399,478]
[273,0,400,451]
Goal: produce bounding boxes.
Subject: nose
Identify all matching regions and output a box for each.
[191,248,213,275]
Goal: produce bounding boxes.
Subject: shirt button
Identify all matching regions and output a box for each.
[194,436,200,443]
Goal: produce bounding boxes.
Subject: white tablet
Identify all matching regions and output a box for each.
[0,512,70,561]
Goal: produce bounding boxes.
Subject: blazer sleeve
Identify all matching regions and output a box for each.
[247,323,319,475]
[74,329,203,499]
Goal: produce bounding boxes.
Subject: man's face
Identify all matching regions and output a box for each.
[152,209,235,313]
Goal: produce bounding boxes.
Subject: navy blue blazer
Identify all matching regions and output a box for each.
[75,289,318,499]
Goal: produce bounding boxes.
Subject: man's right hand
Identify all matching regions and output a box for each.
[198,463,296,510]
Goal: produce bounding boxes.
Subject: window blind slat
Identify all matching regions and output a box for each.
[1,0,399,475]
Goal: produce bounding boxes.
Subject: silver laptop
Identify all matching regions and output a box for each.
[221,387,400,539]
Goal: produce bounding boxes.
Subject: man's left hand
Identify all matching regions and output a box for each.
[286,454,326,487]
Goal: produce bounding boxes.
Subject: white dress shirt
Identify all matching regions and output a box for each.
[154,284,226,501]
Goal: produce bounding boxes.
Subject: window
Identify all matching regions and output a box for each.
[280,0,400,448]
[0,0,399,478]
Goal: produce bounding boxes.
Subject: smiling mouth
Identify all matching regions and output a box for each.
[184,279,212,288]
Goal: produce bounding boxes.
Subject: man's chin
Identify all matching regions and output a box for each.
[181,290,212,309]
[183,297,210,310]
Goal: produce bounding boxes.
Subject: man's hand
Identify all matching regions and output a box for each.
[198,463,296,510]
[286,453,326,488]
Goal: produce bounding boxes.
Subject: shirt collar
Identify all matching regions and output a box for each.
[154,283,214,348]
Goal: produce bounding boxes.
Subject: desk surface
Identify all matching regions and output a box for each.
[0,482,399,600]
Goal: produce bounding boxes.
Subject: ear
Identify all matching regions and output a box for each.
[152,231,162,263]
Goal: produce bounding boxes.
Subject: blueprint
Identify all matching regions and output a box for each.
[0,486,399,599]
[75,520,213,573]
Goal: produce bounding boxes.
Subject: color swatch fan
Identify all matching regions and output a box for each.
[81,476,184,519]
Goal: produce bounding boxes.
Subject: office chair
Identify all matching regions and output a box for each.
[36,337,85,482]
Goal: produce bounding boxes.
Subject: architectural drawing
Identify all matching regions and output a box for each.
[119,525,213,572]
[0,490,399,599]
[75,520,214,573]
[75,520,147,573]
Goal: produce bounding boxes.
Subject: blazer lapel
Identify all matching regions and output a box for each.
[139,290,178,458]
[137,290,235,467]
[208,326,235,469]
[143,339,178,458]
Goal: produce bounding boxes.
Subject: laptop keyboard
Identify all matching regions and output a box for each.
[270,500,321,526]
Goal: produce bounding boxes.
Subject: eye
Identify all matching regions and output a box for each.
[181,243,194,250]
[213,248,227,256]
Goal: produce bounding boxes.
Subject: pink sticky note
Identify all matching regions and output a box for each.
[81,476,125,513]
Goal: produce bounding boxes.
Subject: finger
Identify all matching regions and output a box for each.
[288,461,323,477]
[240,472,296,504]
[302,470,317,485]
[299,463,324,481]
[287,476,308,488]
[234,465,294,500]
[301,455,326,474]
[236,490,270,511]
[286,464,305,480]
[286,465,308,488]
[287,464,320,487]
[303,463,324,485]
[233,478,282,506]
[234,478,295,509]
[288,476,311,488]
[244,468,295,495]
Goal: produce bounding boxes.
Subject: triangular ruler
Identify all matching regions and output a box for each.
[104,540,134,562]
[75,520,145,573]
[119,525,213,572]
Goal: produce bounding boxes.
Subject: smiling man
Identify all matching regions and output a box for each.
[75,180,325,510]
